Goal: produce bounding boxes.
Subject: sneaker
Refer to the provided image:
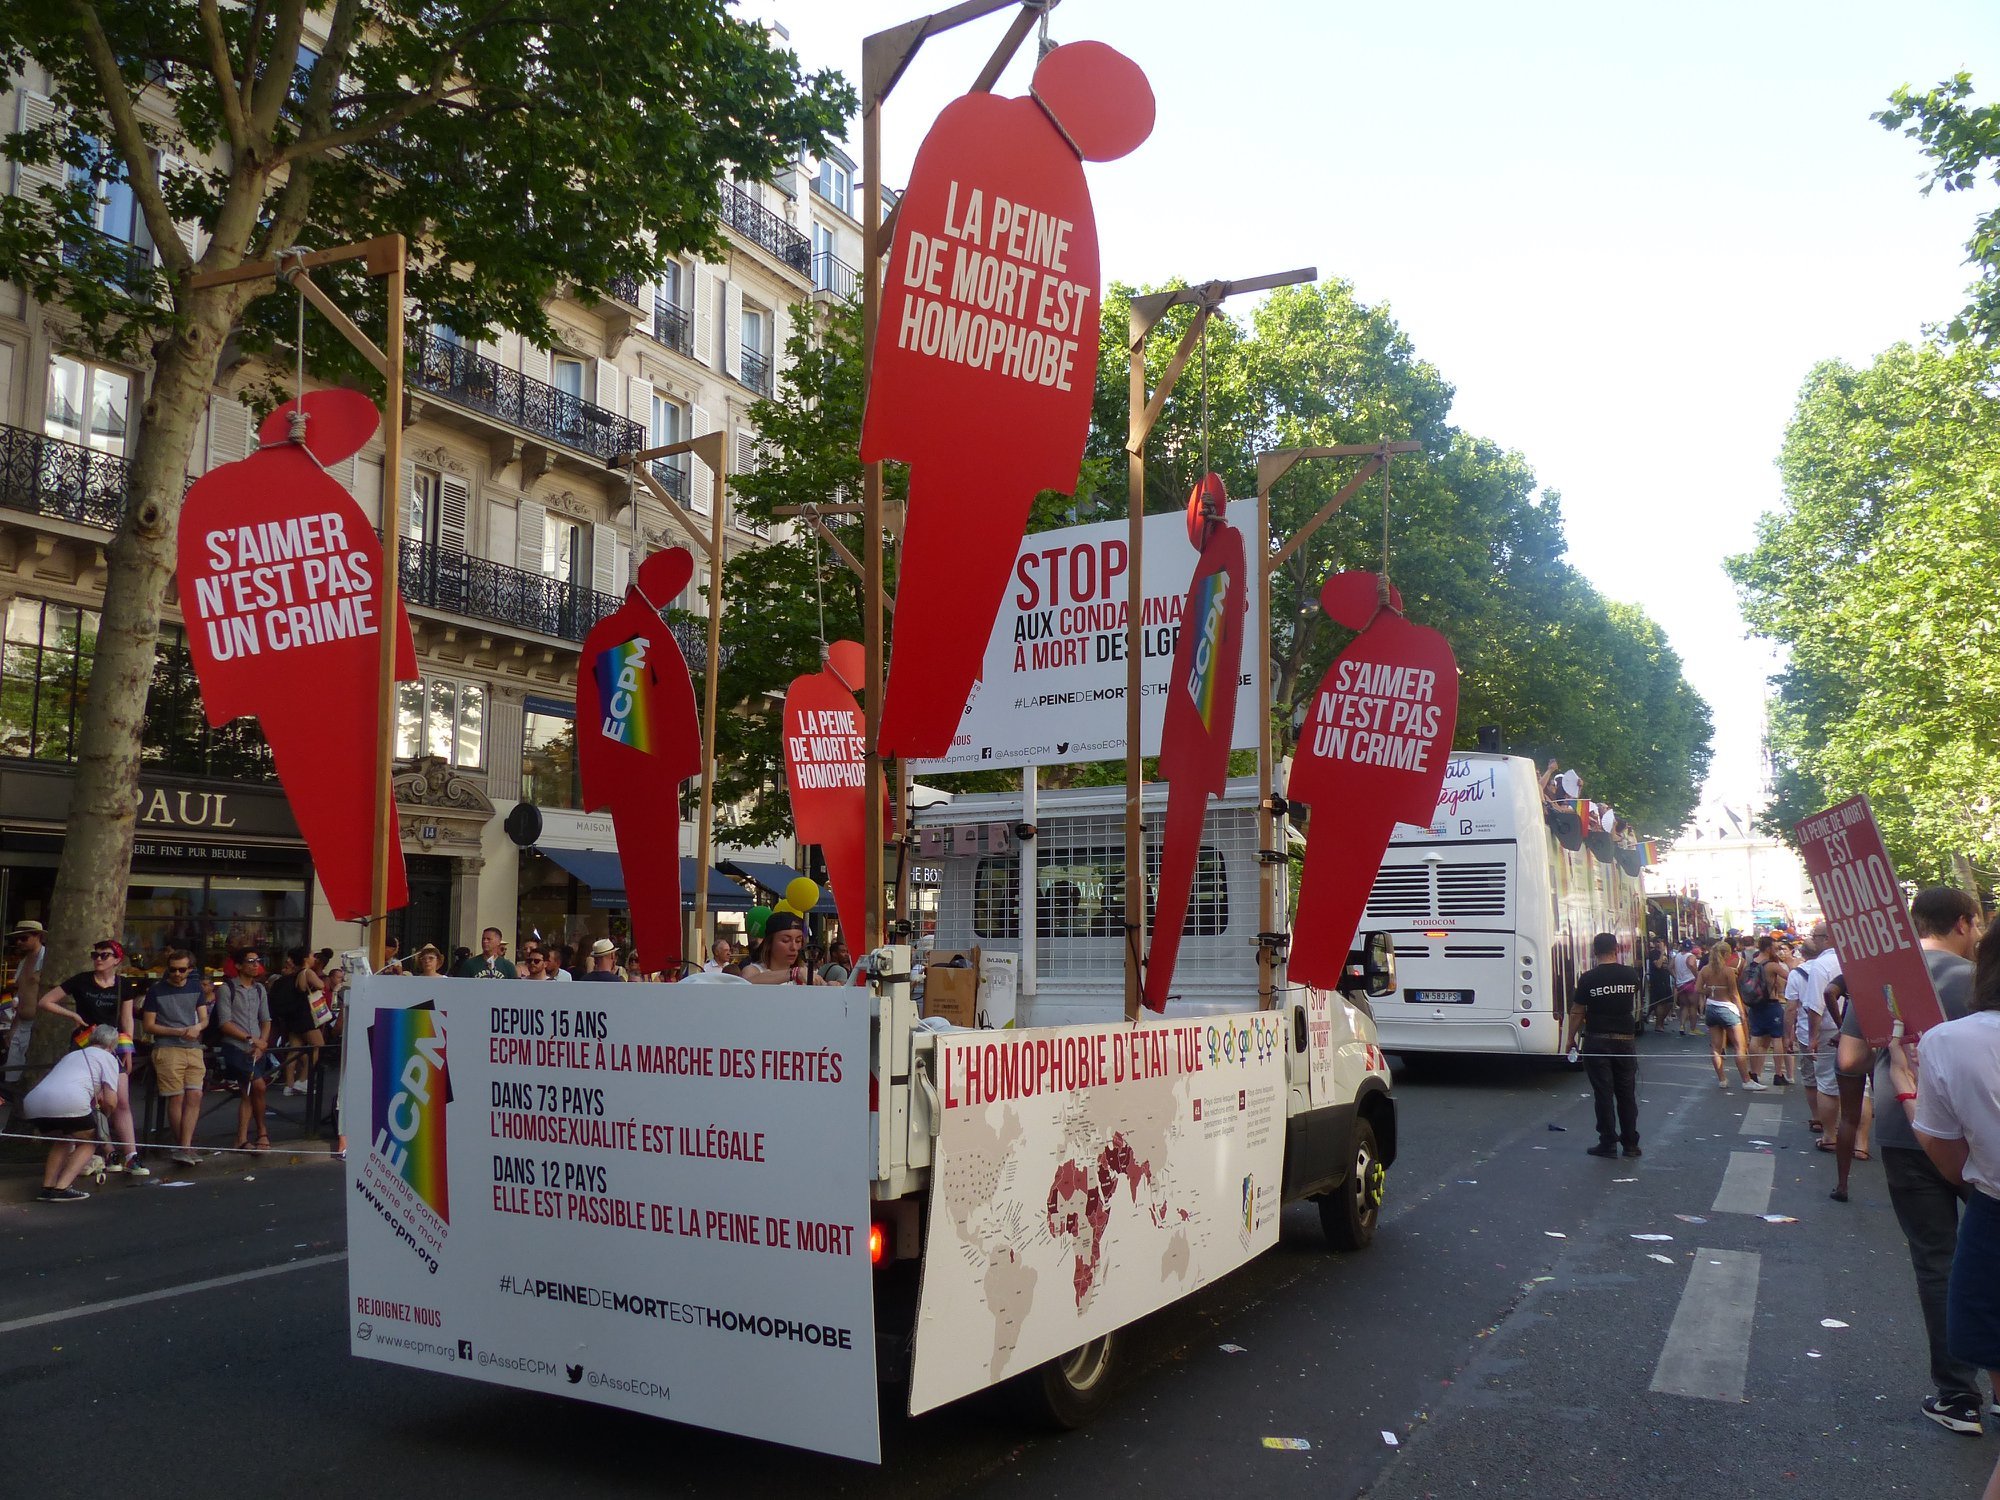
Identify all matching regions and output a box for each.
[36,1186,88,1202]
[1623,1146,1644,1158]
[170,1148,200,1166]
[1774,1075,1792,1087]
[1922,1394,1983,1433]
[1586,1143,1619,1158]
[1717,1078,1730,1091]
[1742,1078,1769,1091]
[122,1157,151,1179]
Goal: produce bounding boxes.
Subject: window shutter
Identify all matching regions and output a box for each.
[693,264,716,366]
[206,395,255,468]
[590,522,617,595]
[593,358,621,415]
[397,456,416,538]
[516,498,547,575]
[613,535,632,595]
[520,344,550,386]
[485,493,516,566]
[628,376,653,440]
[157,153,206,260]
[12,93,64,206]
[352,454,384,528]
[773,305,793,379]
[688,403,712,513]
[722,282,744,378]
[438,474,469,553]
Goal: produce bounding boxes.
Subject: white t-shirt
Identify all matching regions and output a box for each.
[1797,947,1843,1049]
[1912,1010,2000,1199]
[22,1046,118,1120]
[1670,952,1695,988]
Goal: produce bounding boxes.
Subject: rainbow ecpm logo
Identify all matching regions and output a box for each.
[370,1001,450,1222]
[1181,572,1231,732]
[595,634,653,751]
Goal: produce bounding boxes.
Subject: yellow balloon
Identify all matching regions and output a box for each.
[773,901,797,918]
[784,876,820,915]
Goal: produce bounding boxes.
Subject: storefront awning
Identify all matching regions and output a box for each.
[534,846,753,912]
[719,858,839,915]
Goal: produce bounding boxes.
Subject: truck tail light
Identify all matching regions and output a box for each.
[869,1222,887,1265]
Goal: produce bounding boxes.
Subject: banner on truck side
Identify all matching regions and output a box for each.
[908,501,1263,773]
[343,976,881,1463]
[909,1014,1287,1415]
[1792,795,1944,1046]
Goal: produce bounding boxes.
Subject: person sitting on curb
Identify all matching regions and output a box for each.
[19,1024,120,1201]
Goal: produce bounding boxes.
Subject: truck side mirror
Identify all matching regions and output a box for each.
[1359,930,1396,997]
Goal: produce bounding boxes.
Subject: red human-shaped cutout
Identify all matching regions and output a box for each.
[1287,572,1458,989]
[861,40,1154,760]
[575,548,703,970]
[177,390,417,921]
[782,641,876,954]
[1145,475,1246,1012]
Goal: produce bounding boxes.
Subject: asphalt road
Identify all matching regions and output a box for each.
[2,1032,1992,1499]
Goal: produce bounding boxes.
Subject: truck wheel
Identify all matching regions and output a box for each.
[1012,1330,1118,1429]
[1320,1117,1385,1251]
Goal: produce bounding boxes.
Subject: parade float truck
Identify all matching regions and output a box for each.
[341,830,1398,1463]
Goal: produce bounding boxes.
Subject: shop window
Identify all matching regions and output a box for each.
[396,674,487,768]
[522,700,579,807]
[972,858,1020,940]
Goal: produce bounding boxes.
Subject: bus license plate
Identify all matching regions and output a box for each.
[1408,989,1473,1005]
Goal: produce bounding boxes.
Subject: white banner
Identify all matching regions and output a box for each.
[909,1013,1287,1414]
[342,976,880,1463]
[910,500,1263,772]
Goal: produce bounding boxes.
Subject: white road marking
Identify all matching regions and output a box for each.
[1712,1152,1776,1216]
[1651,1248,1761,1401]
[0,1252,346,1336]
[1740,1103,1783,1136]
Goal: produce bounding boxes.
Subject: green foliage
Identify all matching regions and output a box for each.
[1877,73,2000,346]
[0,0,852,369]
[717,283,1711,844]
[1727,339,2000,878]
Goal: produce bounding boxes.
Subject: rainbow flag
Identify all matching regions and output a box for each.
[1182,571,1232,732]
[594,635,654,753]
[1641,839,1661,866]
[368,1001,450,1222]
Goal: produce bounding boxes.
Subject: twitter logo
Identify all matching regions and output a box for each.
[565,1364,584,1385]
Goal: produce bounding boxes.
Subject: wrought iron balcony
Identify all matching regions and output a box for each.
[811,250,858,301]
[649,457,688,502]
[60,230,154,296]
[607,271,644,307]
[399,537,712,667]
[0,422,127,531]
[739,347,772,396]
[718,182,812,277]
[651,299,692,356]
[409,330,644,465]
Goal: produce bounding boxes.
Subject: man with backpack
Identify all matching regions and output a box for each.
[1742,934,1786,1084]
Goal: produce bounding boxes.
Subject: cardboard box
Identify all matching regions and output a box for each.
[976,950,1019,1029]
[924,947,980,1027]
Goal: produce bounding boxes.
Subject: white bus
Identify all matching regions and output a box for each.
[1356,752,1645,1056]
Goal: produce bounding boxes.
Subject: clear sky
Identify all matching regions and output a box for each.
[765,0,2000,821]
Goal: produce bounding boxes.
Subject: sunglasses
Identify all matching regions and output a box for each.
[166,965,192,975]
[91,948,118,960]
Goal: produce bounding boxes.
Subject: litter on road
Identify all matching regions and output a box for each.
[1381,1431,1400,1446]
[1219,1343,1246,1354]
[1820,1318,1850,1329]
[1761,1214,1799,1224]
[1545,1231,1567,1238]
[1647,1253,1676,1265]
[1674,1214,1707,1224]
[1262,1437,1312,1451]
[1631,1233,1673,1242]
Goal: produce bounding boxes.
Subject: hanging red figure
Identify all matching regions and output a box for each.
[178,390,416,922]
[1144,475,1246,1013]
[575,548,703,972]
[782,640,874,955]
[1287,571,1460,989]
[861,39,1154,760]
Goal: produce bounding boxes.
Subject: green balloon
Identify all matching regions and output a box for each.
[747,906,772,940]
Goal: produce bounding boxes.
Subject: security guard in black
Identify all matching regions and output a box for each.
[1568,931,1642,1158]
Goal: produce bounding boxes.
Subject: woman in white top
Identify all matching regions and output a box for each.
[1913,920,2000,1500]
[20,1025,121,1202]
[741,914,827,986]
